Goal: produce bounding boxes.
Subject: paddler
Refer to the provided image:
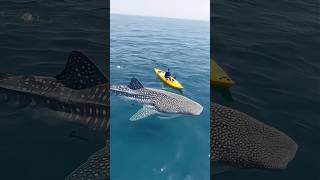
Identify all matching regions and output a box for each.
[165,68,171,80]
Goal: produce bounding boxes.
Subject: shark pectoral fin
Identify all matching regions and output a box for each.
[129,105,158,121]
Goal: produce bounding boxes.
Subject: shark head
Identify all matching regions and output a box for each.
[173,95,203,115]
[188,102,203,115]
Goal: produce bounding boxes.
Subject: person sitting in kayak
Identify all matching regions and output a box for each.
[165,69,171,80]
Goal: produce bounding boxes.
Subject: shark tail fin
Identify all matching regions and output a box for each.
[55,51,108,90]
[127,78,144,90]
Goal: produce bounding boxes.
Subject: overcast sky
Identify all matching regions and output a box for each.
[111,0,209,21]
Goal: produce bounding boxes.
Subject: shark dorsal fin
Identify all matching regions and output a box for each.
[55,51,108,89]
[127,78,143,90]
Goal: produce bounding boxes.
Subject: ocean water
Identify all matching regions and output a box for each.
[110,14,210,180]
[0,0,107,179]
[212,0,320,179]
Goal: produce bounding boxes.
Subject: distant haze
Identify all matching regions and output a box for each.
[111,0,209,21]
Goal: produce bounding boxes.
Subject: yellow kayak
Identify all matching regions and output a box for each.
[154,68,183,90]
[210,59,235,88]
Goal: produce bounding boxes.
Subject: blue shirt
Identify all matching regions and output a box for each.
[165,71,171,78]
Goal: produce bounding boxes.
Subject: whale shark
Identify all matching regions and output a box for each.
[0,51,109,131]
[110,79,203,121]
[0,51,110,179]
[211,103,298,174]
[68,103,298,179]
[0,51,298,179]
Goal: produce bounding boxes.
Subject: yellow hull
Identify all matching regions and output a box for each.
[154,68,183,90]
[210,59,235,88]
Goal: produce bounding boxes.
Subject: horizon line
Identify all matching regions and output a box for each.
[110,13,210,22]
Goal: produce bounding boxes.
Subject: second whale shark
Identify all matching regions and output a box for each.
[111,79,203,121]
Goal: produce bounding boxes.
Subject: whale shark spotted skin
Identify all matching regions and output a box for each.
[0,51,298,179]
[0,52,109,131]
[211,103,298,173]
[67,103,298,178]
[110,79,203,121]
[0,51,110,179]
[65,140,109,180]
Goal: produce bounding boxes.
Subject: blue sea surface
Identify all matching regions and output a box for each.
[110,14,210,180]
[212,0,320,179]
[0,0,107,179]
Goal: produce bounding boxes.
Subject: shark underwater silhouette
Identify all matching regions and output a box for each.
[0,51,109,179]
[0,51,297,179]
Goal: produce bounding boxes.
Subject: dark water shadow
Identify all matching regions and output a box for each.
[211,86,234,102]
